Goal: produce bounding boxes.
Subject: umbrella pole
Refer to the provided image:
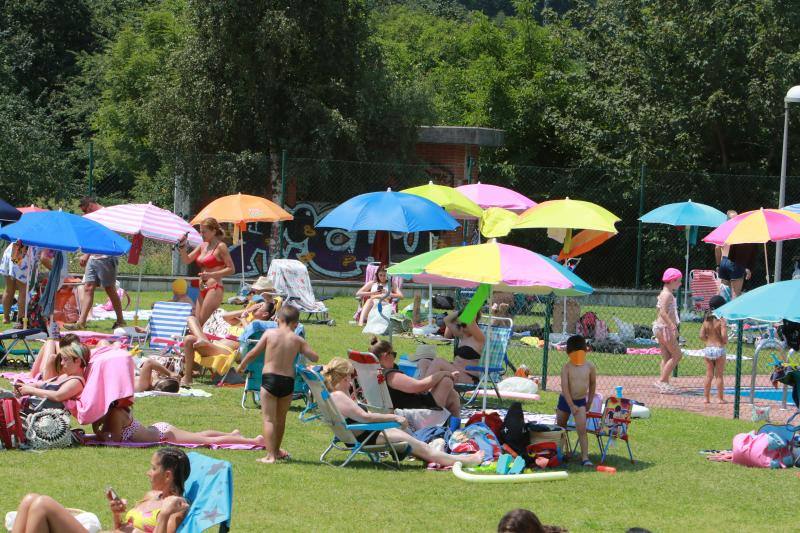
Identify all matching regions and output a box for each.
[481,284,493,412]
[134,260,143,325]
[240,235,246,290]
[428,233,433,325]
[764,243,770,284]
[683,229,691,312]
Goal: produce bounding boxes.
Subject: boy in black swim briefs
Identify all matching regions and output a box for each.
[555,335,596,466]
[237,306,318,464]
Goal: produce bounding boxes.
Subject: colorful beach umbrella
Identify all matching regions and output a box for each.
[456,183,536,213]
[0,211,131,255]
[85,203,203,322]
[191,193,293,287]
[478,207,519,239]
[514,198,620,234]
[714,279,800,323]
[85,203,202,246]
[402,182,483,220]
[0,198,21,224]
[387,241,593,296]
[556,230,616,262]
[702,208,800,245]
[640,201,727,311]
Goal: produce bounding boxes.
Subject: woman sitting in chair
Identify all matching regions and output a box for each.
[355,266,402,326]
[369,337,461,418]
[14,338,89,413]
[181,300,276,386]
[11,448,190,532]
[322,358,483,467]
[416,309,486,384]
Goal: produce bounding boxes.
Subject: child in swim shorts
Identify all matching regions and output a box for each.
[700,295,728,404]
[555,335,596,466]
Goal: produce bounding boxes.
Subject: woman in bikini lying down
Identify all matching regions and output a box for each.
[11,448,190,533]
[93,402,264,447]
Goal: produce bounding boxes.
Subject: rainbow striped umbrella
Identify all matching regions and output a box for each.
[702,208,800,245]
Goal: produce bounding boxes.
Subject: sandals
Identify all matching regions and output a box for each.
[581,459,594,467]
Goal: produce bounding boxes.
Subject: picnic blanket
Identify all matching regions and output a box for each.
[81,435,263,450]
[89,307,153,322]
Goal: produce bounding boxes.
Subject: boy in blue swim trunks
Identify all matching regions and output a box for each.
[555,335,596,466]
[238,306,318,464]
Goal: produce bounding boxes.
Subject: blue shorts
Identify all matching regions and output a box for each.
[557,394,587,413]
[718,256,745,281]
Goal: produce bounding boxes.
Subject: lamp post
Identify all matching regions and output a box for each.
[775,85,800,282]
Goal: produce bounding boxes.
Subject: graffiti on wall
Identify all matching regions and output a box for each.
[282,202,428,279]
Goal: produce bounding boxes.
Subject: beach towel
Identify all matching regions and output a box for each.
[74,346,134,424]
[134,389,213,399]
[179,452,233,533]
[266,259,327,312]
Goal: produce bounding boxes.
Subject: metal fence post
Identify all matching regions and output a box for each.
[733,321,744,419]
[635,164,645,289]
[88,141,94,196]
[541,296,553,390]
[278,149,287,259]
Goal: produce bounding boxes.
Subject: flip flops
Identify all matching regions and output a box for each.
[496,454,527,475]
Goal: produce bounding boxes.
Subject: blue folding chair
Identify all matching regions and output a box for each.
[139,301,193,354]
[179,452,232,532]
[454,317,513,406]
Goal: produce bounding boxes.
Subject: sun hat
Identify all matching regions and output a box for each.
[408,344,437,361]
[662,268,683,282]
[250,276,278,294]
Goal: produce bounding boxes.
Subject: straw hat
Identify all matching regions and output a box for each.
[251,276,278,294]
[408,344,437,361]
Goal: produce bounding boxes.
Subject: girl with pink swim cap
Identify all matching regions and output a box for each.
[654,268,683,393]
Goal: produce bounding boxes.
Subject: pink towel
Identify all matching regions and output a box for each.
[74,346,134,424]
[81,435,263,450]
[626,347,662,355]
[0,371,37,383]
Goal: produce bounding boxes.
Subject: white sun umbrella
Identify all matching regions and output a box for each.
[84,203,202,322]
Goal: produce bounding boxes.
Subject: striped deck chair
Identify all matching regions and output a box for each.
[353,262,403,320]
[455,317,513,406]
[178,452,232,533]
[298,365,409,468]
[689,270,721,312]
[141,301,193,355]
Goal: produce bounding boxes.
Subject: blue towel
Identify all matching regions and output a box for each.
[178,452,233,533]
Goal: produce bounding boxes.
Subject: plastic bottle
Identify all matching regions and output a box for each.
[615,386,623,398]
[596,466,616,474]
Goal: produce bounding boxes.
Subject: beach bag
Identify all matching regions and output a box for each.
[25,408,73,450]
[362,305,391,336]
[432,294,455,310]
[527,441,562,468]
[732,431,792,468]
[390,313,412,334]
[0,397,25,449]
[577,312,599,338]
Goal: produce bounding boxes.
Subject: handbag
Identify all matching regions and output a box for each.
[25,409,74,449]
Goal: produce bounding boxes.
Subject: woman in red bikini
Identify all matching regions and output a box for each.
[177,217,234,326]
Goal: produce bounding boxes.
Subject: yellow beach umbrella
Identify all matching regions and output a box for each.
[402,182,483,220]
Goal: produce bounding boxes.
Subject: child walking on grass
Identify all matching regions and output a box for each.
[654,268,682,393]
[237,305,318,464]
[699,295,728,404]
[555,335,596,466]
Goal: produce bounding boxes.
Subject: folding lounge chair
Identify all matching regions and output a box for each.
[348,350,450,429]
[266,259,333,325]
[239,321,314,421]
[587,396,635,464]
[138,301,193,355]
[353,262,404,321]
[689,269,721,312]
[0,327,44,367]
[298,365,409,468]
[179,452,233,533]
[454,317,513,406]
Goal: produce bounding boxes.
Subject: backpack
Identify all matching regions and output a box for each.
[433,294,455,310]
[732,431,793,469]
[0,397,25,449]
[498,402,533,465]
[577,312,599,338]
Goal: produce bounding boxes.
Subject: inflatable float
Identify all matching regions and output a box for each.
[452,462,568,483]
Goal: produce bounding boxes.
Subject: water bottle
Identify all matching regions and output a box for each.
[615,386,623,398]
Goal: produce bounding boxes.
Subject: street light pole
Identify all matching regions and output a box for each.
[775,86,800,282]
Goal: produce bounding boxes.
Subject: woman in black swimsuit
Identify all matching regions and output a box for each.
[14,340,89,412]
[369,337,461,417]
[417,309,486,385]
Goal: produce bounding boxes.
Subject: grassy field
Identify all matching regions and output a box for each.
[0,292,794,532]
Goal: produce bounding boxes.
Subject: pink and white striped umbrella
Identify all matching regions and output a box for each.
[84,203,202,245]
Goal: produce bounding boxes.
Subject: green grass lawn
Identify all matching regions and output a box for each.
[0,293,794,532]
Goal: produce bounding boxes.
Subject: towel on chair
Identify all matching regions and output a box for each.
[74,346,134,424]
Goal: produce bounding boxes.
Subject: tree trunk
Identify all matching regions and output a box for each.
[713,121,729,169]
[268,141,282,261]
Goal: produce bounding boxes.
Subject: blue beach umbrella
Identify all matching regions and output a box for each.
[0,198,21,224]
[640,200,727,311]
[316,189,460,263]
[0,211,131,255]
[714,279,800,323]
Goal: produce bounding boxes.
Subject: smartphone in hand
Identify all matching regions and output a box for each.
[106,486,119,502]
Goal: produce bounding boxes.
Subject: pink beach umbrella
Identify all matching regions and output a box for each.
[456,182,536,213]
